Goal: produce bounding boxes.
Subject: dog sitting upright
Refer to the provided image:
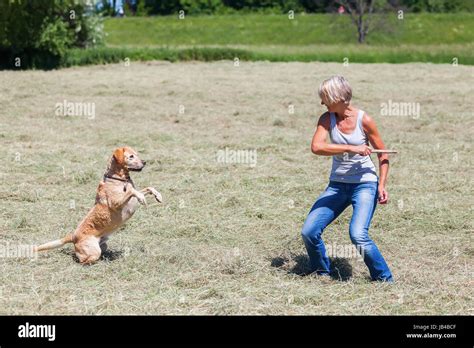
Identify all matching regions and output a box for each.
[34,146,162,264]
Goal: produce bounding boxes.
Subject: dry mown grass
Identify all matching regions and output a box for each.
[0,61,472,315]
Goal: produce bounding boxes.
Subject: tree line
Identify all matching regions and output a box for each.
[127,0,473,15]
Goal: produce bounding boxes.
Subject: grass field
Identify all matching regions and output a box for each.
[0,61,473,315]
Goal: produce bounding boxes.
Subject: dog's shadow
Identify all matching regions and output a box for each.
[60,248,125,263]
[271,253,353,281]
[100,249,124,262]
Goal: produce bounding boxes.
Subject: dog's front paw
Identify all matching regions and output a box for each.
[136,192,147,205]
[147,187,163,203]
[153,191,163,203]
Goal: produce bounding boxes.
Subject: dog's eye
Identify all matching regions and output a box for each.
[129,155,134,159]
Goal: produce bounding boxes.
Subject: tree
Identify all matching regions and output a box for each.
[336,0,375,43]
[0,0,104,69]
[335,0,399,43]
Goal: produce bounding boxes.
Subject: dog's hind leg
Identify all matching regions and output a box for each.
[75,237,101,265]
[99,236,109,253]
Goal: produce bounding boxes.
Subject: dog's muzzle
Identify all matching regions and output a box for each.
[129,161,146,172]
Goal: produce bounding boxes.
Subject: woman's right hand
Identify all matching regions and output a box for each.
[350,145,372,156]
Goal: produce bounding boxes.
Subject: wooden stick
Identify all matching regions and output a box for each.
[371,149,398,154]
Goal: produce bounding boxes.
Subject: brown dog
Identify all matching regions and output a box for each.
[34,146,162,264]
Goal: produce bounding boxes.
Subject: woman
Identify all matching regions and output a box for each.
[301,75,393,282]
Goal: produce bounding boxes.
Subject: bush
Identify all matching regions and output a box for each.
[37,17,73,57]
[143,0,181,15]
[142,0,304,14]
[126,0,474,16]
[181,0,224,15]
[42,0,473,18]
[60,45,474,68]
[62,46,255,66]
[401,0,474,12]
[0,0,104,69]
[222,0,303,12]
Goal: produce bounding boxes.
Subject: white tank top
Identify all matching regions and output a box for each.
[328,110,378,183]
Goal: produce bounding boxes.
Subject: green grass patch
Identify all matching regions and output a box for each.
[104,13,474,46]
[62,13,472,66]
[62,44,474,67]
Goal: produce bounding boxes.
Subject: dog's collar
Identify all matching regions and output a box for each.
[104,174,131,192]
[103,174,131,183]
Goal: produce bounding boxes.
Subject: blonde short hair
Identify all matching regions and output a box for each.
[318,76,352,106]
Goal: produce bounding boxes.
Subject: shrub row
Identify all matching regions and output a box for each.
[1,46,468,69]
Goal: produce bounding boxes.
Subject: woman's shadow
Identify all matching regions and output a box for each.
[271,253,353,281]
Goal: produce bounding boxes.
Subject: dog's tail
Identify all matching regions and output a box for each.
[33,233,74,252]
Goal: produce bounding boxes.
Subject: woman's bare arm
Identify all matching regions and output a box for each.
[363,113,390,203]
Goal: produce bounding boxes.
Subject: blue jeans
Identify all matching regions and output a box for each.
[301,181,393,282]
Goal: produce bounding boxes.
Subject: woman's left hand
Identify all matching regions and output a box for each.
[378,186,389,204]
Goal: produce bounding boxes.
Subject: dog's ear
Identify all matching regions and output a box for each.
[113,147,125,165]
